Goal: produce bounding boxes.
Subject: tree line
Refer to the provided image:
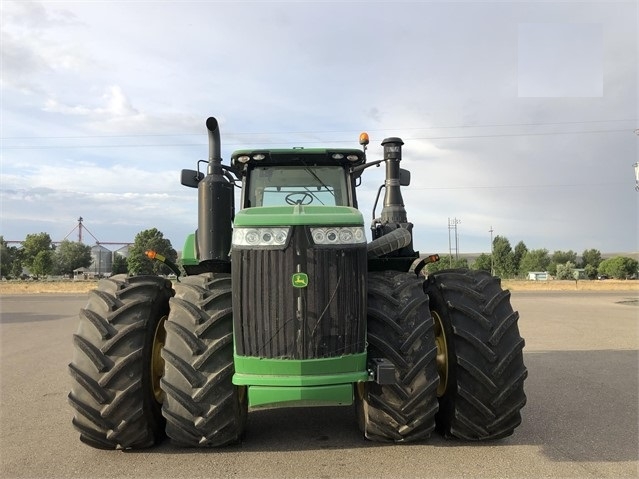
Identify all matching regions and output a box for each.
[1,231,636,281]
[0,228,177,279]
[427,235,638,280]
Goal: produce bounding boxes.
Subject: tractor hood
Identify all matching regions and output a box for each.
[234,205,364,227]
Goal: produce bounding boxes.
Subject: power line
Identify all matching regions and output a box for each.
[1,128,633,150]
[1,118,636,140]
[410,182,626,190]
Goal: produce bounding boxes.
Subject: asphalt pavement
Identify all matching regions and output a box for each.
[0,290,637,478]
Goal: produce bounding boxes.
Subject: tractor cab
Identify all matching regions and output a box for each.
[230,148,366,209]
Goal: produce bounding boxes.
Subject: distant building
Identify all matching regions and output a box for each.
[527,272,549,281]
[90,244,112,276]
[572,268,587,280]
[73,268,97,280]
[114,245,130,258]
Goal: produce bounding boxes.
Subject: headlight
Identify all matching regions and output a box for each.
[232,227,290,247]
[310,226,366,245]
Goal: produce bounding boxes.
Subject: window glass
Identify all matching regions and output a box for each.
[248,166,349,207]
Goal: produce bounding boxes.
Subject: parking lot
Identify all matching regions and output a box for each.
[0,290,637,478]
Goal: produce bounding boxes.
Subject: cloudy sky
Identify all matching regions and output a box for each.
[1,0,637,257]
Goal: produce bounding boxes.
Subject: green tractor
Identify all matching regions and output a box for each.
[68,117,527,449]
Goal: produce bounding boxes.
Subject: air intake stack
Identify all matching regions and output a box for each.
[380,137,407,224]
[370,137,416,258]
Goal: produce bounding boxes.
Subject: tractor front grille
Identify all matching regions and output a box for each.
[231,226,367,359]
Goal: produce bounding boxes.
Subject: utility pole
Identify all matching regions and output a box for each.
[634,130,638,191]
[455,219,460,260]
[448,217,452,266]
[448,217,461,266]
[489,225,494,276]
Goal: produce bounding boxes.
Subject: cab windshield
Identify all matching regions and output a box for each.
[247,166,349,207]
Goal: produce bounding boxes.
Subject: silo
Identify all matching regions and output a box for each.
[91,244,113,276]
[114,245,130,258]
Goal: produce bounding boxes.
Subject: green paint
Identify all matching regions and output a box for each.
[292,272,308,288]
[233,353,368,387]
[233,354,367,408]
[180,233,198,265]
[247,384,354,408]
[233,205,364,227]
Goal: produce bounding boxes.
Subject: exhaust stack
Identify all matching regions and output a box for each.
[197,117,234,267]
[206,117,222,174]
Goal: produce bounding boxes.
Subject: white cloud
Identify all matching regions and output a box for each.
[0,1,636,254]
[43,85,139,118]
[518,23,603,98]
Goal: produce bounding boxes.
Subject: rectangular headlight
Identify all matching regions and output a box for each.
[232,227,290,248]
[310,226,366,245]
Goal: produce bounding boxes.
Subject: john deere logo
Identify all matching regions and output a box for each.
[292,272,309,288]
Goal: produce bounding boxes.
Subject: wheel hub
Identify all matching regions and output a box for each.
[151,316,167,403]
[432,311,449,396]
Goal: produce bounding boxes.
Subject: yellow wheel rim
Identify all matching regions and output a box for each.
[432,311,449,397]
[356,381,366,400]
[151,316,167,403]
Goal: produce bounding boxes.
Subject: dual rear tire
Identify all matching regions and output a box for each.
[356,271,440,442]
[69,269,527,448]
[359,268,527,442]
[426,269,528,440]
[161,273,247,447]
[68,275,173,449]
[68,273,246,449]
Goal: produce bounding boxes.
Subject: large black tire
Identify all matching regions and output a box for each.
[425,269,527,440]
[68,274,173,449]
[161,273,247,447]
[356,271,439,442]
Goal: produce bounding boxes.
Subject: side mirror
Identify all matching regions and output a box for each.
[399,168,411,186]
[181,169,204,188]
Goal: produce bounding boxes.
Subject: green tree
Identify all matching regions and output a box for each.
[0,236,9,277]
[0,236,21,278]
[492,236,515,278]
[519,248,551,274]
[513,241,528,276]
[598,256,639,279]
[426,255,469,274]
[471,253,492,273]
[112,254,128,275]
[549,250,578,276]
[21,233,54,273]
[581,248,602,269]
[584,264,598,280]
[552,250,578,264]
[53,240,92,276]
[30,250,54,278]
[11,259,24,279]
[556,261,576,280]
[127,228,177,275]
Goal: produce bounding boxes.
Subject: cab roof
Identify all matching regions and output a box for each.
[230,148,366,170]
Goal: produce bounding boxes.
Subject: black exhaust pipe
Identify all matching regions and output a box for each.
[206,117,222,173]
[197,117,234,267]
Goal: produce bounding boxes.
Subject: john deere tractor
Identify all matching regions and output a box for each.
[68,117,527,449]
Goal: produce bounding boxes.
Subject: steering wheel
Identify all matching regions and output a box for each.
[285,192,314,205]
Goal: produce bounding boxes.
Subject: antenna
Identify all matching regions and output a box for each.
[62,217,99,244]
